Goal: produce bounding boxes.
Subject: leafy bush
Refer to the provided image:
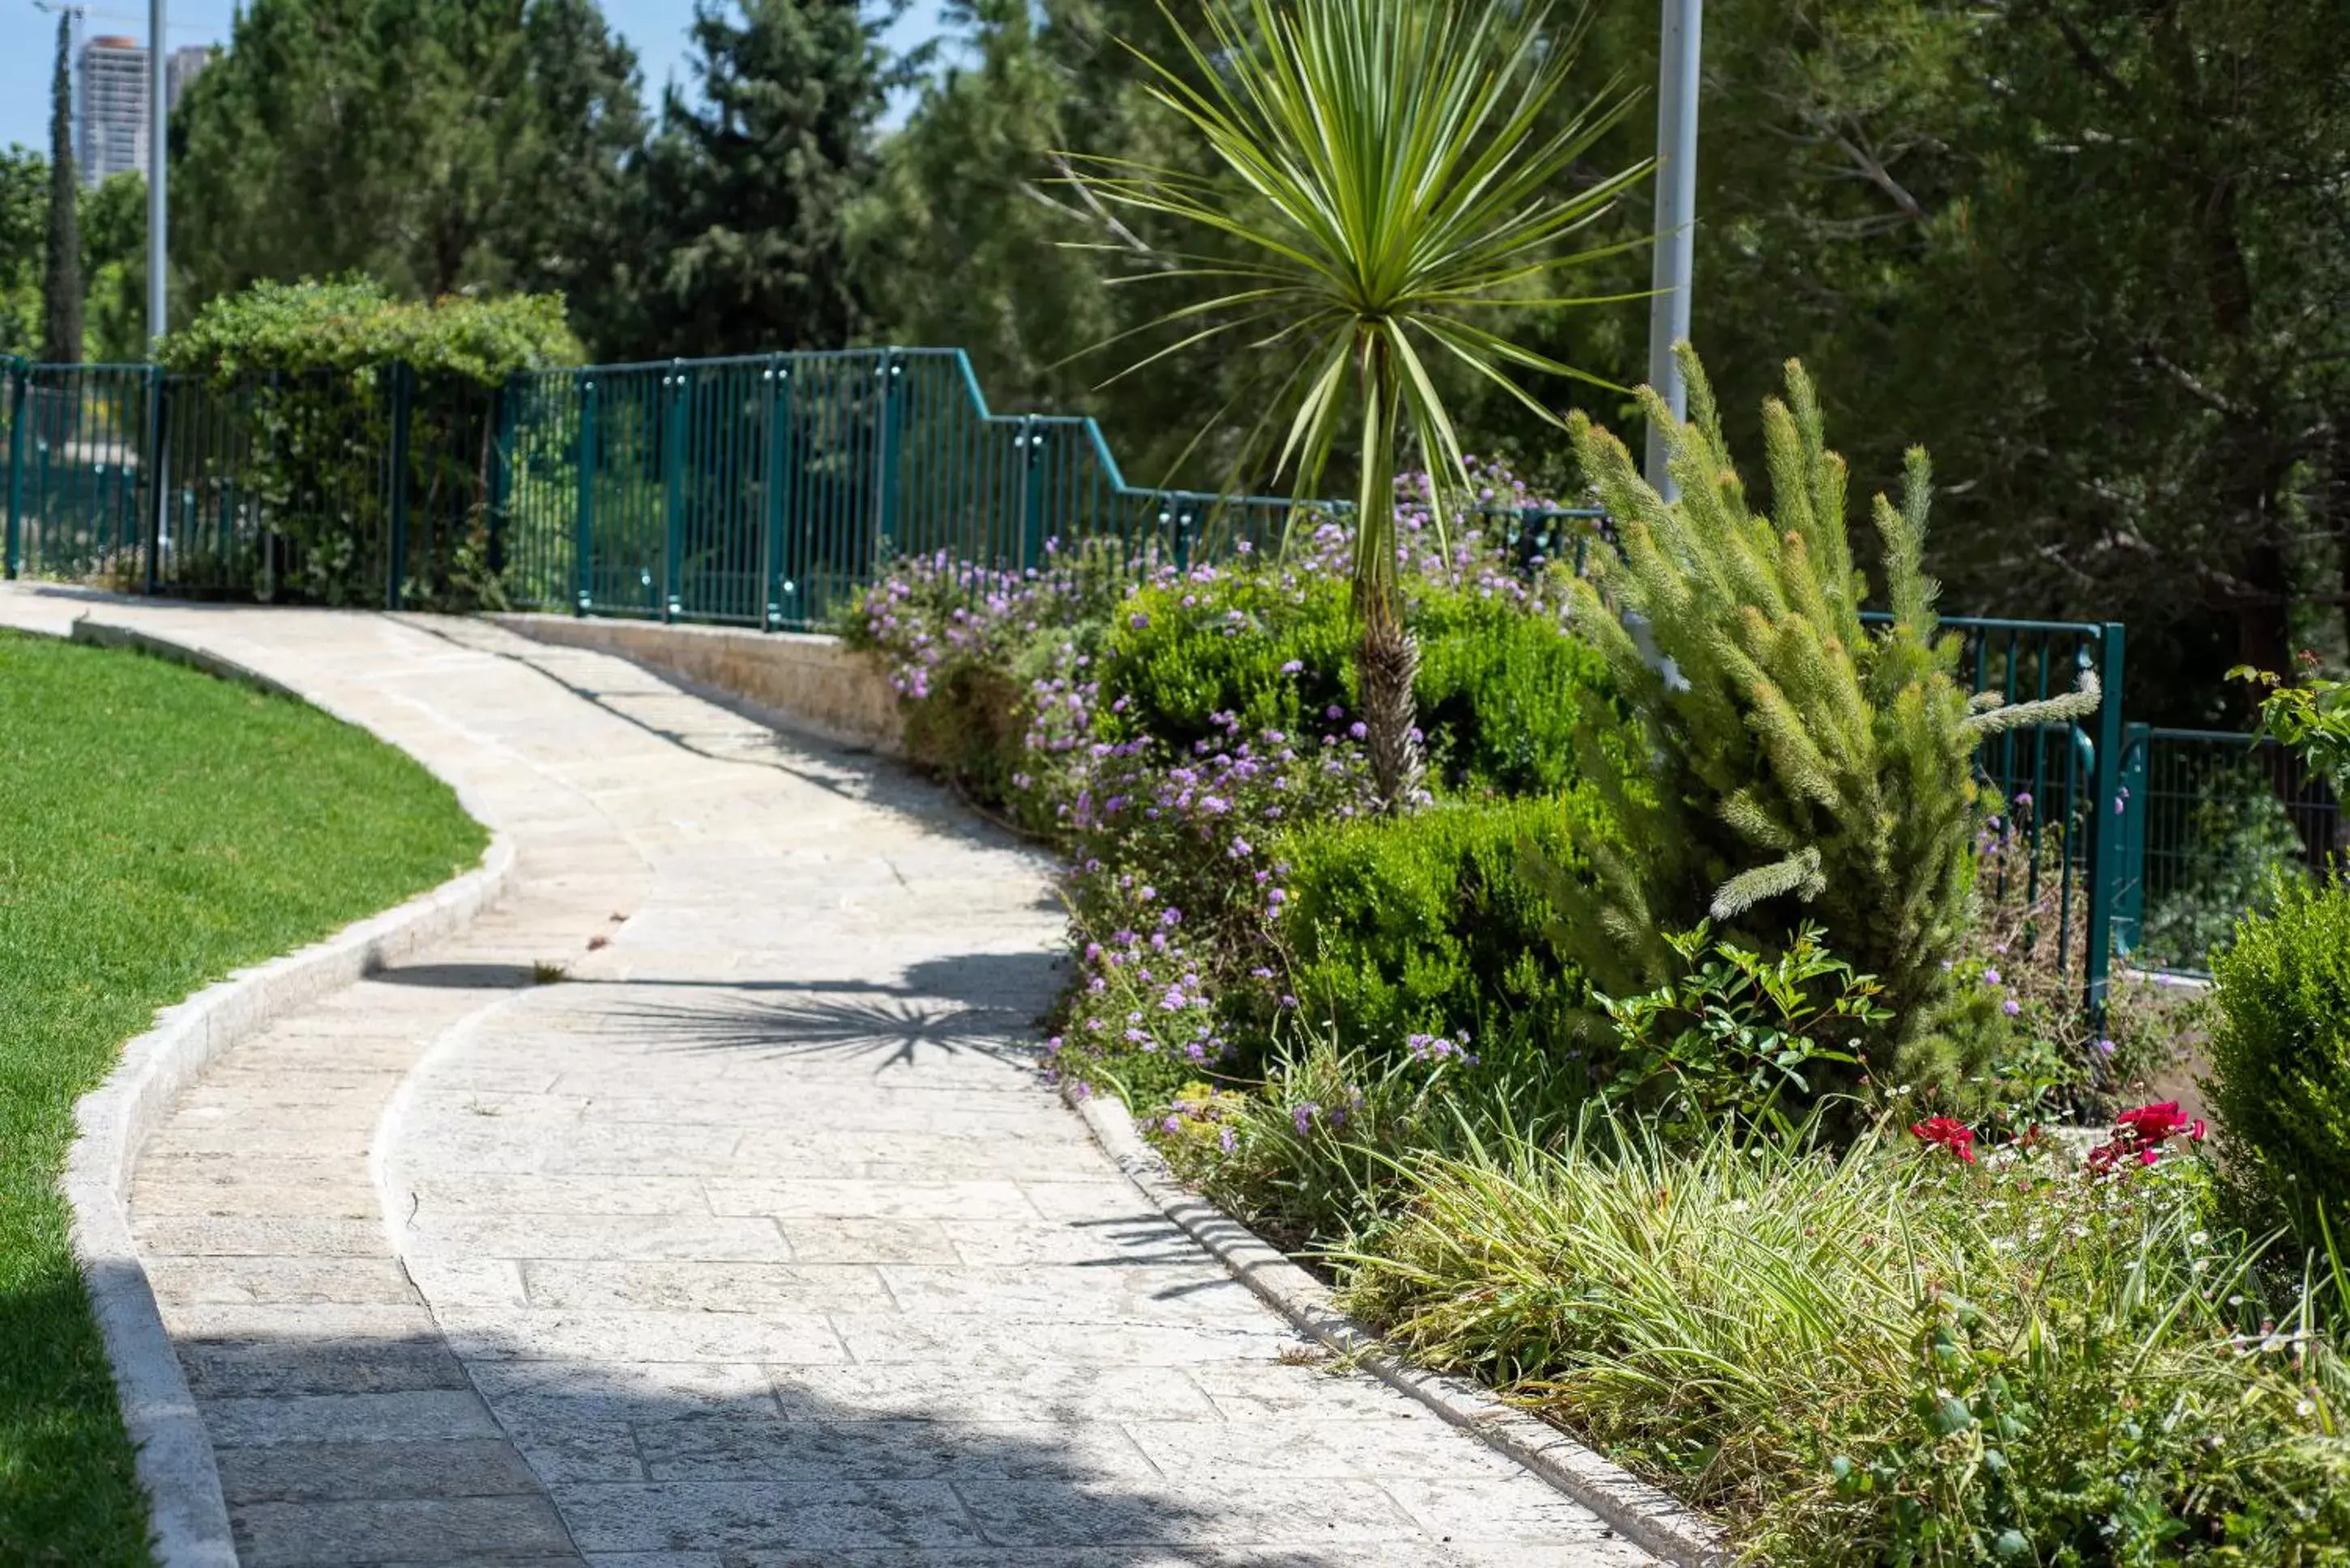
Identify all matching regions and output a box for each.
[1098,555,1613,801]
[1412,587,1619,798]
[1340,1118,2350,1565]
[2203,875,2350,1247]
[1281,794,1604,1077]
[157,276,579,383]
[148,278,579,607]
[1592,923,1890,1137]
[1546,349,2098,1096]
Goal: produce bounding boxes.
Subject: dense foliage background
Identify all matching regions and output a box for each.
[6,0,2347,716]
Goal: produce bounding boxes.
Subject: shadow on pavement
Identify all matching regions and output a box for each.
[168,1316,1513,1566]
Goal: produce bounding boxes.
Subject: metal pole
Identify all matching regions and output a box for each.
[2084,622,2128,1019]
[147,0,167,345]
[1643,0,1702,498]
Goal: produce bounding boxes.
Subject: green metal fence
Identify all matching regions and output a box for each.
[3,343,2308,1008]
[2,357,501,607]
[496,349,1346,629]
[2112,726,2344,975]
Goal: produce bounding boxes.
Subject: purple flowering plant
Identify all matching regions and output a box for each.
[846,464,1605,1126]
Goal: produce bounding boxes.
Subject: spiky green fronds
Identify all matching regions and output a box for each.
[1545,346,2096,1071]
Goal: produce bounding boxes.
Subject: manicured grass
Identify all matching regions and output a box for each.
[0,631,485,1562]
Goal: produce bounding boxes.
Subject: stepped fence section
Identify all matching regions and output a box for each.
[6,344,2326,1001]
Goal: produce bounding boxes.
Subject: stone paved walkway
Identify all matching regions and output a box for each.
[5,588,1654,1568]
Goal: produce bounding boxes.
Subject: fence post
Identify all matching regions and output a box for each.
[574,373,597,616]
[2110,721,2151,963]
[1019,419,1045,571]
[873,352,902,571]
[487,374,517,579]
[662,361,685,622]
[386,361,414,612]
[4,361,26,579]
[1173,506,1194,573]
[763,357,792,629]
[143,367,165,595]
[2083,622,2128,1015]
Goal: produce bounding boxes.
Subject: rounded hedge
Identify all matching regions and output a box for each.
[2203,874,2350,1245]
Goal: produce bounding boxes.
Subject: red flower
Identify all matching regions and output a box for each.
[2088,1101,2209,1175]
[1910,1116,1976,1164]
[2117,1101,2188,1141]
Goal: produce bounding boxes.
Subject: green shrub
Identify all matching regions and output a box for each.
[1283,795,1609,1077]
[1099,571,1357,754]
[148,278,580,607]
[157,276,580,382]
[1592,923,1891,1137]
[1100,568,1615,799]
[1547,349,2098,1095]
[2203,875,2350,1245]
[1412,587,1617,798]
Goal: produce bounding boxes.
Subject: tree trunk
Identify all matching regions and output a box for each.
[1358,587,1423,810]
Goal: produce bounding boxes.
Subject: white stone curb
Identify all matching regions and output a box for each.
[1067,1087,1731,1568]
[51,615,518,1568]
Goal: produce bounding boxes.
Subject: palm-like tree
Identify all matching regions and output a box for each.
[1075,0,1646,805]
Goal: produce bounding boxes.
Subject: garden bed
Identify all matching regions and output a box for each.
[845,428,2350,1564]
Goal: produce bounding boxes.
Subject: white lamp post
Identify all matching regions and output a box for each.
[147,0,167,345]
[1643,0,1701,498]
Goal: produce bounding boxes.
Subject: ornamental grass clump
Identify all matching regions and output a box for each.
[1542,348,2100,1101]
[1340,1117,2350,1564]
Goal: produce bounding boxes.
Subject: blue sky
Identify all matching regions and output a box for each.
[0,1,952,156]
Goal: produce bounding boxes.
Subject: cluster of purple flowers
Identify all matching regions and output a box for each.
[852,465,1575,1109]
[1406,1032,1479,1064]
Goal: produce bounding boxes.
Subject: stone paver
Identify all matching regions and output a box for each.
[3,587,1655,1568]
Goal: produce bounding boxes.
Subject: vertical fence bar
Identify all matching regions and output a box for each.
[2084,622,2128,1014]
[2111,721,2151,960]
[662,362,685,621]
[488,375,516,579]
[575,373,598,615]
[874,351,903,573]
[1019,419,1044,570]
[763,357,791,629]
[4,361,25,579]
[143,367,164,595]
[386,361,414,612]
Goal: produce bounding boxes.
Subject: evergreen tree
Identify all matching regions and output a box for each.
[623,0,899,358]
[0,149,45,356]
[41,7,81,364]
[854,0,1116,415]
[173,0,644,314]
[1543,347,2099,1082]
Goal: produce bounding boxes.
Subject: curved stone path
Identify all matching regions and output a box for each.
[5,588,1653,1568]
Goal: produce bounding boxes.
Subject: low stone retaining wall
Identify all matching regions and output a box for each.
[488,614,904,754]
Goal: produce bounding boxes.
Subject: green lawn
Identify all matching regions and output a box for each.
[0,630,485,1562]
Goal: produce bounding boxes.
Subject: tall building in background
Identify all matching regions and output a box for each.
[77,35,146,188]
[166,45,212,113]
[74,39,209,190]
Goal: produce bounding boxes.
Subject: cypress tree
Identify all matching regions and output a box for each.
[1541,347,2099,1087]
[41,7,82,364]
[627,0,890,358]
